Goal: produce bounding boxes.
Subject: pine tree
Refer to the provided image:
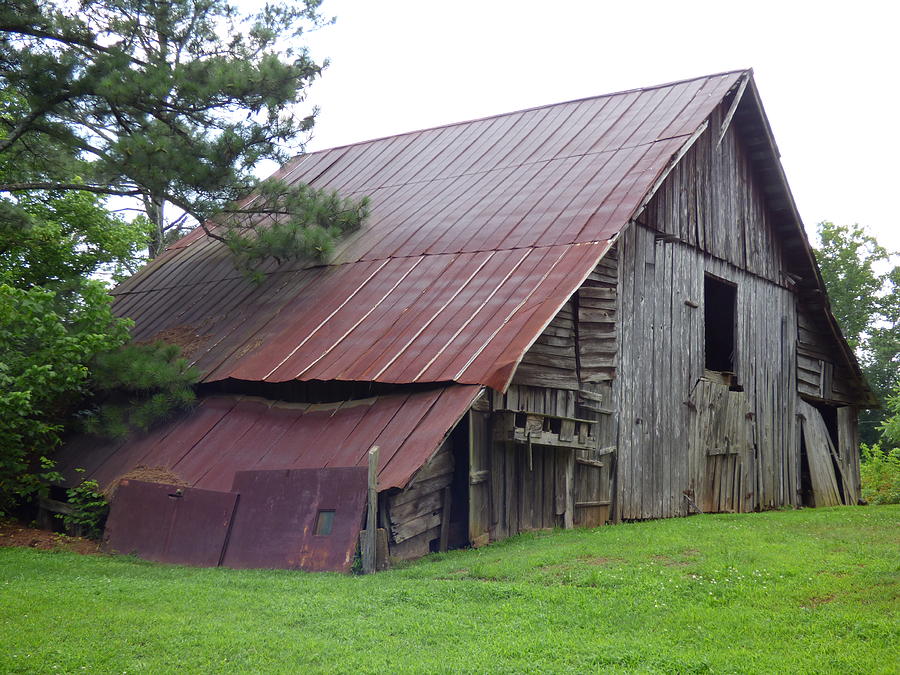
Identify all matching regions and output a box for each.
[0,0,366,260]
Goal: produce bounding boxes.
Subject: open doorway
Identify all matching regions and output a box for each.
[438,415,471,552]
[704,274,737,375]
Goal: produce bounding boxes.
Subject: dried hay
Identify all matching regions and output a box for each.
[104,465,190,500]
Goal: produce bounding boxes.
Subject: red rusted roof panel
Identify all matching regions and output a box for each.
[222,467,367,572]
[103,480,238,567]
[112,71,744,389]
[56,386,479,494]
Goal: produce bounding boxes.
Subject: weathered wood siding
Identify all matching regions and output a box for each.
[796,302,858,404]
[614,100,811,519]
[513,246,618,392]
[837,406,861,503]
[642,105,785,284]
[489,384,612,536]
[615,222,801,520]
[386,439,454,559]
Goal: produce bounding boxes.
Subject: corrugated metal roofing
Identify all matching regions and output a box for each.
[55,386,480,492]
[113,71,745,391]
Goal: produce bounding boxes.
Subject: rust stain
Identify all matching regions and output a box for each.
[142,323,213,359]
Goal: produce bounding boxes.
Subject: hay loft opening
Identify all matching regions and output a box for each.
[704,274,738,374]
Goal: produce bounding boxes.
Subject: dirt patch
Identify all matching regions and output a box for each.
[578,556,625,566]
[652,554,691,567]
[0,520,101,555]
[802,594,836,609]
[104,465,190,499]
[143,323,212,359]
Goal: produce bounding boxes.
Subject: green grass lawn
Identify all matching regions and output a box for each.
[1,506,897,674]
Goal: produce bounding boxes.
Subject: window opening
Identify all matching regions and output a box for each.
[314,510,335,535]
[704,275,737,374]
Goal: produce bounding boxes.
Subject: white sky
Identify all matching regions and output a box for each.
[295,0,899,251]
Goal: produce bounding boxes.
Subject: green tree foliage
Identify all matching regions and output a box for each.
[223,179,369,273]
[0,1,365,514]
[814,222,900,444]
[0,281,128,511]
[0,0,367,260]
[0,104,196,512]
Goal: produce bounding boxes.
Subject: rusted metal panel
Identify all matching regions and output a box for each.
[111,72,744,391]
[56,386,480,495]
[103,480,238,567]
[222,467,367,572]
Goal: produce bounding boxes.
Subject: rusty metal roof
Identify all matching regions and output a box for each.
[55,386,479,492]
[113,71,745,391]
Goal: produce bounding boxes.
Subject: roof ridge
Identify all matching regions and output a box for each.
[295,68,751,160]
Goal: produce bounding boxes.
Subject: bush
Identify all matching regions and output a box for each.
[860,444,900,505]
[57,478,108,540]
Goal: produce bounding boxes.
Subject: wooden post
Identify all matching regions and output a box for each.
[564,449,575,529]
[362,445,379,574]
[439,486,452,552]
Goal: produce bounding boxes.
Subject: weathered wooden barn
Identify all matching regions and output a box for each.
[54,69,875,571]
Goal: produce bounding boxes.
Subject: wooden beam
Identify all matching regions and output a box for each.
[362,445,379,574]
[575,457,605,469]
[438,487,452,553]
[716,74,750,150]
[564,449,575,529]
[630,119,710,223]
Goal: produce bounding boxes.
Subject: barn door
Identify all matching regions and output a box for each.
[689,378,755,513]
[468,410,491,547]
[573,447,611,527]
[797,400,843,507]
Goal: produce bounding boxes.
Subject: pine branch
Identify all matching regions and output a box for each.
[2,23,148,66]
[0,182,143,196]
[0,105,52,153]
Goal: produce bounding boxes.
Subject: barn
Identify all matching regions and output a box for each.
[53,68,875,571]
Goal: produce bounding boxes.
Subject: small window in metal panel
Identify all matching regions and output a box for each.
[314,510,335,536]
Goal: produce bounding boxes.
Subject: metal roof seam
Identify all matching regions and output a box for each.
[285,69,749,161]
[369,250,499,381]
[117,240,625,300]
[451,245,571,382]
[410,248,535,382]
[326,134,699,200]
[289,256,428,380]
[257,259,393,380]
[191,269,322,378]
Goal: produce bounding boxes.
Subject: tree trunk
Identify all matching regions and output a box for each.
[144,194,166,258]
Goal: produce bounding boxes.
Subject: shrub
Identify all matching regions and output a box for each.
[57,478,109,540]
[860,444,900,505]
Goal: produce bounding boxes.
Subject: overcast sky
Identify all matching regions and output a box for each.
[295,0,898,251]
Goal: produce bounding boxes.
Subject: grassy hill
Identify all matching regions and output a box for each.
[1,506,897,673]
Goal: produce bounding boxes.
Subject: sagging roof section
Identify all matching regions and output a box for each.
[112,71,745,392]
[54,385,480,493]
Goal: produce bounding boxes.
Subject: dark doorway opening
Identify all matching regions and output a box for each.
[704,275,737,374]
[798,431,814,507]
[807,399,845,502]
[439,415,470,552]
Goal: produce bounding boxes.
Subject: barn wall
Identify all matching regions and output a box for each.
[796,302,859,405]
[489,384,613,537]
[642,104,786,284]
[614,102,813,520]
[614,222,801,520]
